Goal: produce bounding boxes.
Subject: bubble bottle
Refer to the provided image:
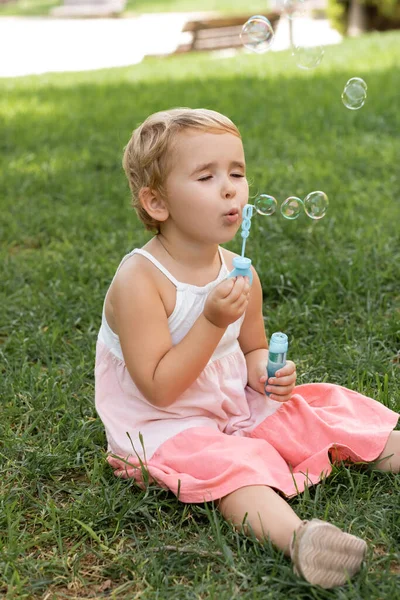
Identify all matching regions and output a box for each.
[265,332,288,396]
[227,204,254,284]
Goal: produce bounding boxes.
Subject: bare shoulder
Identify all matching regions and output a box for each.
[110,253,157,296]
[105,253,166,334]
[114,252,155,285]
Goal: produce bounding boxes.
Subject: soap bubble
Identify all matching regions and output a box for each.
[254,194,277,216]
[282,0,307,20]
[292,44,324,69]
[304,191,329,220]
[342,77,367,110]
[241,15,275,53]
[281,196,303,220]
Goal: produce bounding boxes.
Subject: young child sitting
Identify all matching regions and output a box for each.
[95,107,399,589]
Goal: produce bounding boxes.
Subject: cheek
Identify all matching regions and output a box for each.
[187,183,214,207]
[240,182,249,205]
[243,184,249,206]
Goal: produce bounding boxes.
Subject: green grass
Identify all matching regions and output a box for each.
[0,0,271,17]
[1,31,400,599]
[0,0,61,16]
[124,0,271,15]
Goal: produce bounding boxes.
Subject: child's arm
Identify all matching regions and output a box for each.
[238,267,296,401]
[111,260,250,408]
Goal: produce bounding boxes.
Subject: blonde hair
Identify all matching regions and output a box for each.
[122,107,241,232]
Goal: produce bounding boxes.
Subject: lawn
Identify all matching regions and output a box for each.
[0,0,59,16]
[0,0,272,17]
[1,31,400,599]
[124,0,271,15]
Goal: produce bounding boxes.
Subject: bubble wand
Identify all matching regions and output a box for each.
[227,204,254,284]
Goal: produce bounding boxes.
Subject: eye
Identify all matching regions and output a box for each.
[198,175,212,181]
[231,173,245,178]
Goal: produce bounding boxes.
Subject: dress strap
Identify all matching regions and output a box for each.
[218,246,228,270]
[132,249,180,287]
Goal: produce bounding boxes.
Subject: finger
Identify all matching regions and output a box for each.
[270,394,292,403]
[230,294,249,312]
[267,375,295,387]
[242,279,250,293]
[227,276,246,301]
[219,278,236,297]
[230,286,249,304]
[234,275,247,289]
[227,301,248,322]
[268,389,293,401]
[265,384,294,396]
[274,361,296,378]
[236,277,251,299]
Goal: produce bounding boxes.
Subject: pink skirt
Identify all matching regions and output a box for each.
[107,383,399,503]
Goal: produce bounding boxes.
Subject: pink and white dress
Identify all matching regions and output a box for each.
[95,247,399,503]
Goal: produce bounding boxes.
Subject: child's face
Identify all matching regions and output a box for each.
[163,129,249,244]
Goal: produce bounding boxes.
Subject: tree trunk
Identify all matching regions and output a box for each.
[347,0,368,36]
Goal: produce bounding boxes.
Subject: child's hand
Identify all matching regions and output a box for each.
[259,360,297,402]
[204,276,250,329]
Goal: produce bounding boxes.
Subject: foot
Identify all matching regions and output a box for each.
[290,519,367,589]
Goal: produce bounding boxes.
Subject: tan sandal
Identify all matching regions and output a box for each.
[290,519,367,589]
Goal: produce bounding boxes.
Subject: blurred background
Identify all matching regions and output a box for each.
[1,1,399,77]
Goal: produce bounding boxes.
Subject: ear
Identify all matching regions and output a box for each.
[139,187,169,223]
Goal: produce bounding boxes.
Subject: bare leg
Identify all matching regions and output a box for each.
[216,484,367,589]
[370,430,400,473]
[216,484,302,555]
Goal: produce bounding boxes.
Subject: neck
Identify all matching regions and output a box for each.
[156,233,220,270]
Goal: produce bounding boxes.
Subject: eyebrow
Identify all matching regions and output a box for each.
[190,161,245,176]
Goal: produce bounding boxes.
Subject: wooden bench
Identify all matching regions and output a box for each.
[176,12,281,53]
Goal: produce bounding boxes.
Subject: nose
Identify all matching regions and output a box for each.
[221,175,236,199]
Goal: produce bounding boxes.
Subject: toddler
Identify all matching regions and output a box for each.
[95,107,399,589]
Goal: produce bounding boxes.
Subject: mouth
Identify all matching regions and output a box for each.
[224,208,240,224]
[224,208,239,217]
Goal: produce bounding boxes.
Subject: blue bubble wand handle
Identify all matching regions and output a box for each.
[265,332,288,396]
[227,204,254,284]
